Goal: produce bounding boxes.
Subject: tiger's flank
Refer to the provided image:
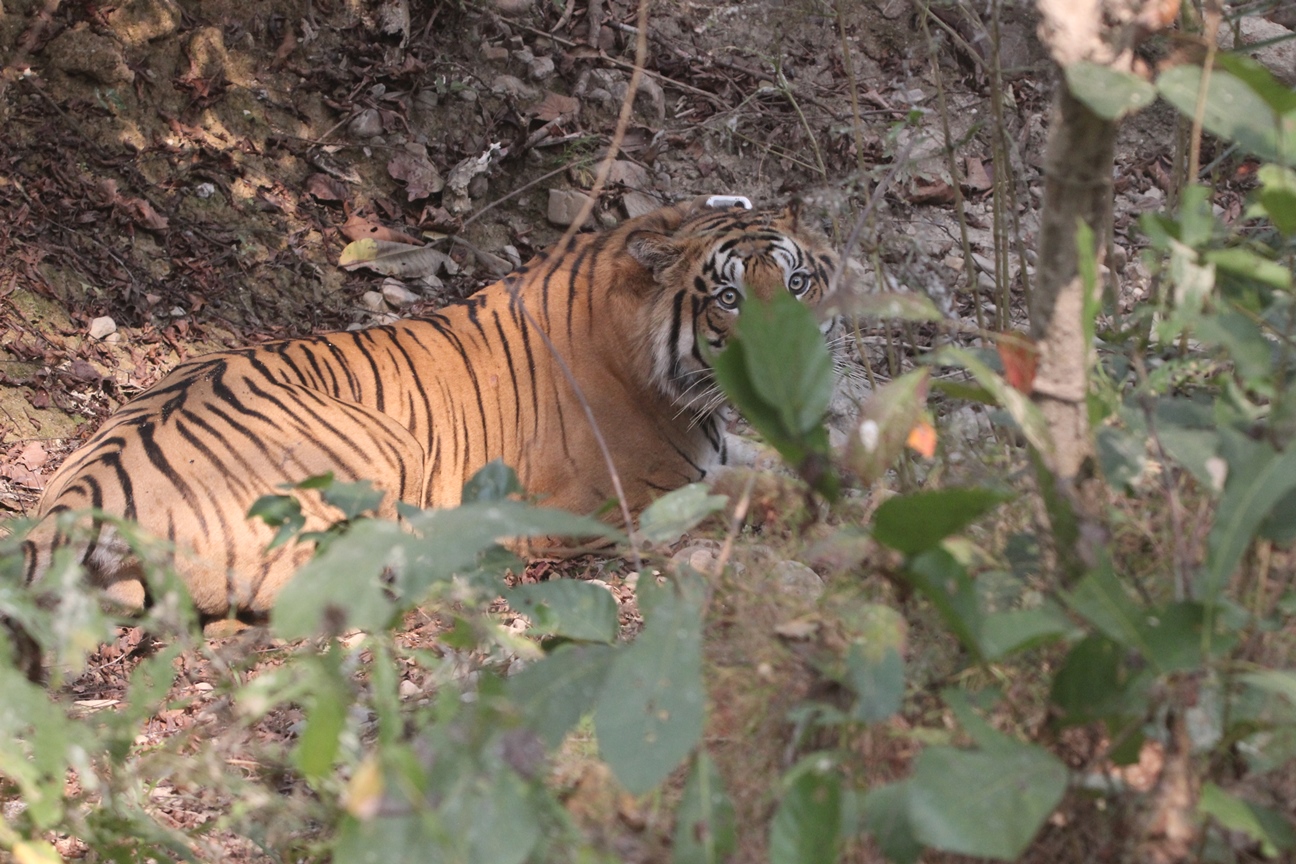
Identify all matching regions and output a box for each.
[21,197,840,624]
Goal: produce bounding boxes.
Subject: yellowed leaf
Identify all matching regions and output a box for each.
[337,239,456,278]
[13,840,63,864]
[343,754,384,820]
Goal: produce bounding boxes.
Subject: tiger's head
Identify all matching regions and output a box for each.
[625,199,840,414]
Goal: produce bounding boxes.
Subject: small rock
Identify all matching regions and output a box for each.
[671,541,721,574]
[349,108,384,138]
[493,0,533,12]
[528,55,555,81]
[1221,17,1296,86]
[195,182,216,199]
[418,273,445,292]
[360,291,386,312]
[399,679,421,698]
[621,190,660,218]
[490,74,538,100]
[547,188,594,227]
[1110,244,1128,273]
[482,44,510,62]
[609,160,650,189]
[774,560,824,601]
[88,316,117,340]
[501,245,522,268]
[381,279,420,307]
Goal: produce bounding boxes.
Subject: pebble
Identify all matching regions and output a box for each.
[88,316,117,340]
[774,560,825,601]
[348,108,383,138]
[547,189,593,227]
[381,279,420,307]
[360,291,386,312]
[528,56,555,81]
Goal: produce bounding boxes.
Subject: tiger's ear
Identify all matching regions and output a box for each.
[627,230,684,276]
[777,198,803,232]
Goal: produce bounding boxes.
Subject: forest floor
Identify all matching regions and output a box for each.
[0,0,1283,860]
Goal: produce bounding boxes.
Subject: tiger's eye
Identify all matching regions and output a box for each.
[787,272,809,295]
[718,288,740,309]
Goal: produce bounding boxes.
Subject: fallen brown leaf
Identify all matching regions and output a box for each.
[342,214,424,246]
[306,173,348,202]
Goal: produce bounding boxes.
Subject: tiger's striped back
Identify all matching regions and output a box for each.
[23,198,839,619]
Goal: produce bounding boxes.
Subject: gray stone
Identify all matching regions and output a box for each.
[528,55,555,81]
[349,108,384,138]
[490,74,539,100]
[774,560,824,600]
[547,189,594,227]
[1221,17,1296,86]
[381,279,420,307]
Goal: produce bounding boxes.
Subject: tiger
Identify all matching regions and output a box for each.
[19,195,840,623]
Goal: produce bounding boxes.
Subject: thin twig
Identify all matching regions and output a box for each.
[461,163,571,228]
[1189,0,1224,183]
[829,132,919,298]
[710,471,757,579]
[508,0,652,571]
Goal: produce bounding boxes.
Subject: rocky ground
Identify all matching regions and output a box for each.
[3,0,1295,859]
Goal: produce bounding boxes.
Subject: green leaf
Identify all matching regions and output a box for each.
[272,518,405,639]
[907,741,1068,860]
[861,782,922,864]
[462,459,523,503]
[594,573,706,794]
[933,347,1055,458]
[1241,669,1296,710]
[1066,61,1156,120]
[1066,562,1145,650]
[1096,426,1147,491]
[734,289,835,438]
[1215,53,1296,115]
[247,493,306,550]
[872,487,1011,556]
[1050,635,1132,726]
[1257,164,1296,236]
[978,606,1072,660]
[1136,601,1208,673]
[1158,65,1296,164]
[846,643,904,723]
[1203,247,1292,290]
[1202,435,1296,603]
[639,483,728,545]
[903,549,984,661]
[294,653,350,783]
[465,770,542,864]
[770,757,841,864]
[712,338,792,454]
[673,753,737,864]
[1199,782,1296,857]
[509,580,619,643]
[321,477,385,520]
[507,644,617,748]
[1143,397,1221,490]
